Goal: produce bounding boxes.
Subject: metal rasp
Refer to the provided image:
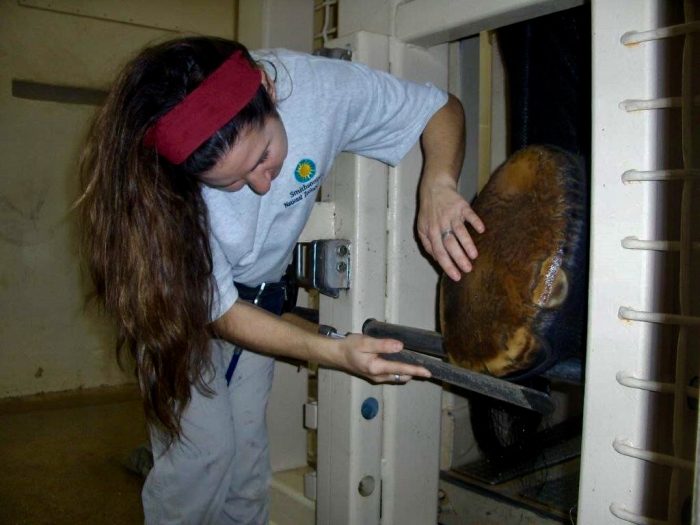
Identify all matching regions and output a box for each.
[320,319,554,415]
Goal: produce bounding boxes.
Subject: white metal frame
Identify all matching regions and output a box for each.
[580,2,699,524]
[294,1,700,524]
[313,2,587,524]
[314,31,446,524]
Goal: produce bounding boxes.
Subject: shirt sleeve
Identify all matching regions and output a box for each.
[209,231,239,321]
[307,55,449,166]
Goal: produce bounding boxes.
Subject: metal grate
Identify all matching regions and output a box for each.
[520,472,580,515]
[455,431,581,486]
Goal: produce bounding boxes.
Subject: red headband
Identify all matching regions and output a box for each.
[143,51,262,165]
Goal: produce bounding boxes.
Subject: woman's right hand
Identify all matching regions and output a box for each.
[333,333,431,383]
[216,302,431,383]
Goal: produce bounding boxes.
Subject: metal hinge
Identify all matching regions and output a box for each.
[294,239,351,298]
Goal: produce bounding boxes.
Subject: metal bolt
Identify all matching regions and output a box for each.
[336,261,348,273]
[336,244,349,257]
[358,475,375,497]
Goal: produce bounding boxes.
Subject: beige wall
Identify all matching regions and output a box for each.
[0,0,236,397]
[338,0,395,38]
[238,0,314,52]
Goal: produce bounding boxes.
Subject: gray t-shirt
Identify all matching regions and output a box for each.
[204,49,448,320]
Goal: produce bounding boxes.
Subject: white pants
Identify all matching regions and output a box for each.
[142,340,275,524]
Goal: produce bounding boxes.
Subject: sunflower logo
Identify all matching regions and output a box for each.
[294,159,317,183]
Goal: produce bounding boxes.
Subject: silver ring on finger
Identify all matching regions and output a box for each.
[394,373,401,383]
[441,229,454,241]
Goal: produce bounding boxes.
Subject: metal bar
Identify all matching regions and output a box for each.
[621,20,700,45]
[395,0,584,47]
[621,236,700,252]
[314,0,337,11]
[362,319,444,358]
[693,408,700,525]
[616,372,699,399]
[613,439,695,470]
[619,306,700,326]
[619,95,700,111]
[669,5,696,519]
[609,503,669,525]
[621,168,699,182]
[314,28,338,39]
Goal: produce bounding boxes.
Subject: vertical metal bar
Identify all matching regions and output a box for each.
[694,412,700,525]
[478,31,493,191]
[669,2,696,522]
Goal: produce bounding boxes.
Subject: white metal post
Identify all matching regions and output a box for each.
[579,1,696,523]
[315,31,451,525]
[380,39,449,525]
[315,31,391,525]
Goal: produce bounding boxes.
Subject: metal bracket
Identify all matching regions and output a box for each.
[312,46,352,61]
[294,240,351,298]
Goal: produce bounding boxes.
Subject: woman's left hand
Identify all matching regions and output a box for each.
[417,177,485,282]
[417,94,485,282]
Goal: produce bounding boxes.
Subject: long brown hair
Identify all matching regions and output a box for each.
[78,37,276,443]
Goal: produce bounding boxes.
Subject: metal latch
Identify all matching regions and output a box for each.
[294,239,350,298]
[312,46,352,61]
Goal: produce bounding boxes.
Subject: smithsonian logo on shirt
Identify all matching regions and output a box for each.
[284,158,320,208]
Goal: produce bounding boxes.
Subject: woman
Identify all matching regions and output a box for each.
[79,36,483,524]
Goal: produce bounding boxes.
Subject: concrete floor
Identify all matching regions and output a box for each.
[0,385,314,525]
[0,384,571,525]
[0,385,147,524]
